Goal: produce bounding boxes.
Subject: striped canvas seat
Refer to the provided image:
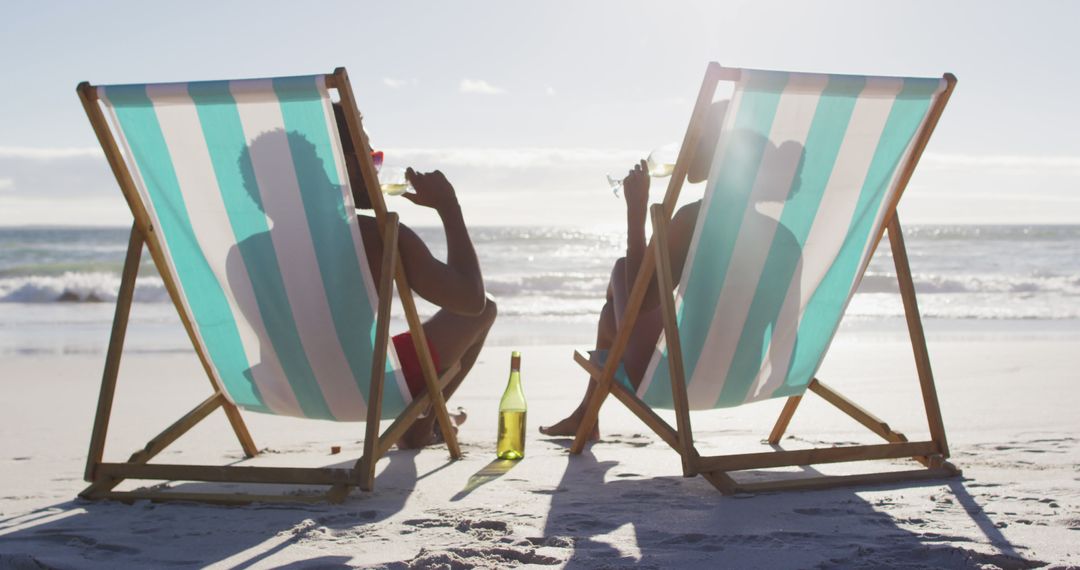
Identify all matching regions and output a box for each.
[635,70,947,410]
[99,76,408,421]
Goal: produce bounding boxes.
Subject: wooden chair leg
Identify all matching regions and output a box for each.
[889,215,950,458]
[570,369,613,455]
[355,214,399,493]
[768,395,803,445]
[221,405,258,458]
[85,224,143,482]
[357,429,379,493]
[395,272,461,460]
[651,204,697,477]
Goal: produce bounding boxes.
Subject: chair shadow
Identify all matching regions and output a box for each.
[541,446,1043,568]
[0,448,426,568]
[947,480,1024,561]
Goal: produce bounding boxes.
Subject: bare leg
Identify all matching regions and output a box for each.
[539,259,627,439]
[399,297,497,448]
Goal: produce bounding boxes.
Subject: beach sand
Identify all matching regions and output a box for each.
[1,331,1078,568]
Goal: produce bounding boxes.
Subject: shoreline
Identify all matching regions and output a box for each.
[3,305,1080,356]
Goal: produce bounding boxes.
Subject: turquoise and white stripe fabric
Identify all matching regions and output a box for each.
[98,75,408,421]
[638,69,946,410]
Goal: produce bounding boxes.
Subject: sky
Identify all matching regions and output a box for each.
[1,0,1078,228]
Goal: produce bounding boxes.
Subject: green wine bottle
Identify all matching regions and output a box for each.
[497,351,526,460]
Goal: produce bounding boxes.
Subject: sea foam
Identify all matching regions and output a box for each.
[0,271,168,303]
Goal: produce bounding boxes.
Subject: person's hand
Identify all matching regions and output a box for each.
[623,159,650,222]
[404,168,460,214]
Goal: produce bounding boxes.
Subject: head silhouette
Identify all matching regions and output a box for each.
[238,129,349,222]
[756,139,805,203]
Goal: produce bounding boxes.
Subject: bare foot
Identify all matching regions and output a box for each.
[398,414,437,449]
[434,407,467,444]
[539,413,599,441]
[451,406,468,427]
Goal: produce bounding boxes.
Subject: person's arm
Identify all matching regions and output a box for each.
[622,160,658,308]
[396,168,487,316]
[623,161,700,311]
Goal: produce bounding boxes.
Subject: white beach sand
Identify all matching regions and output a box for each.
[1,329,1078,568]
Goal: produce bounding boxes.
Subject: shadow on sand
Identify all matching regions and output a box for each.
[0,449,425,568]
[538,437,1044,569]
[0,437,1048,568]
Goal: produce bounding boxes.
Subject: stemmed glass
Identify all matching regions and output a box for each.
[607,142,679,198]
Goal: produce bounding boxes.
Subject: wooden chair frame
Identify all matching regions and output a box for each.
[569,63,961,494]
[77,67,461,505]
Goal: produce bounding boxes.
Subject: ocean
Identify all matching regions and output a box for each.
[1,225,1078,355]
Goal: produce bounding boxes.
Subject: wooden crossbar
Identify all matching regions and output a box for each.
[96,463,358,486]
[808,380,908,443]
[128,394,226,464]
[695,441,939,473]
[100,490,329,506]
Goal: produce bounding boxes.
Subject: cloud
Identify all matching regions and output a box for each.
[459,78,506,95]
[545,86,556,96]
[385,147,642,169]
[0,195,130,226]
[382,77,417,89]
[0,146,103,159]
[0,148,115,201]
[922,153,1080,172]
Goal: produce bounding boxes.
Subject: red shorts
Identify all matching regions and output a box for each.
[392,332,440,398]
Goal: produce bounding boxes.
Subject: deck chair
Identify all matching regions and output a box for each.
[570,63,960,494]
[77,67,462,504]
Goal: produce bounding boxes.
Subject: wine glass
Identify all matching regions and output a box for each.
[379,166,412,196]
[368,150,412,196]
[607,142,680,198]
